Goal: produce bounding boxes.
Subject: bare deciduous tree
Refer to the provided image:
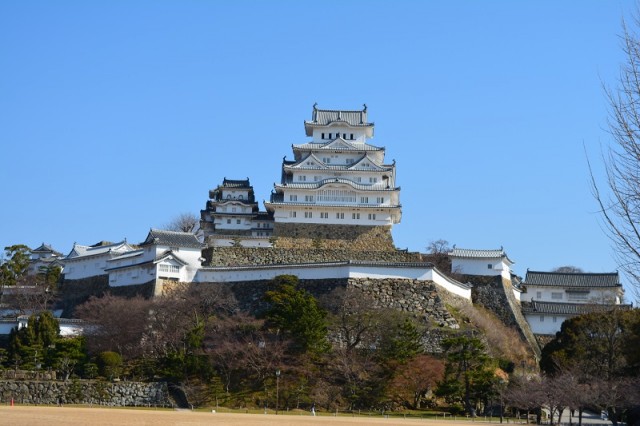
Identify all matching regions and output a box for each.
[164,212,199,233]
[591,12,640,300]
[552,266,584,273]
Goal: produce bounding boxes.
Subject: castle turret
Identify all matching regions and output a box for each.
[200,178,274,244]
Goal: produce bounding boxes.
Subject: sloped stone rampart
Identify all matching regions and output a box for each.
[469,275,541,358]
[202,247,420,267]
[0,380,170,407]
[273,223,396,251]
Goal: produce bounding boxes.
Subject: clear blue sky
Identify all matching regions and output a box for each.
[0,1,633,288]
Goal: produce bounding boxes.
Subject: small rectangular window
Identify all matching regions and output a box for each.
[236,219,241,224]
[536,291,542,299]
[350,133,354,140]
[540,315,545,322]
[487,264,493,269]
[321,133,325,139]
[551,292,563,300]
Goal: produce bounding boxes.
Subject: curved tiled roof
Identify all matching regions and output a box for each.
[521,300,631,315]
[221,178,251,188]
[284,153,393,172]
[524,271,621,288]
[141,229,202,249]
[265,198,401,209]
[31,243,62,256]
[449,247,514,264]
[306,106,372,127]
[65,240,131,259]
[274,177,399,192]
[293,141,383,152]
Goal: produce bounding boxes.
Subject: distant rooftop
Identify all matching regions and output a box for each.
[31,243,62,256]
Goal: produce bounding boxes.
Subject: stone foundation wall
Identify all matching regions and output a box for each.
[203,247,420,267]
[193,276,461,353]
[59,277,155,317]
[348,278,460,328]
[0,380,170,407]
[273,223,396,251]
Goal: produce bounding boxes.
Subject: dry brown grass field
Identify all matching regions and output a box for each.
[0,406,499,426]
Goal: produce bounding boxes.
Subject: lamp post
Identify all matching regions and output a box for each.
[275,369,281,415]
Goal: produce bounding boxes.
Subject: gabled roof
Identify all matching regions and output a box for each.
[350,154,389,171]
[449,247,514,265]
[141,229,202,249]
[154,250,189,266]
[31,243,62,256]
[65,240,132,259]
[107,249,144,262]
[221,178,251,188]
[274,177,400,192]
[285,153,393,172]
[524,271,621,288]
[292,140,383,152]
[521,300,631,316]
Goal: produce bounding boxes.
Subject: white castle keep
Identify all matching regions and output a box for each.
[264,104,401,227]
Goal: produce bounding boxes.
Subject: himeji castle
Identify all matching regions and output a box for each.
[264,104,402,229]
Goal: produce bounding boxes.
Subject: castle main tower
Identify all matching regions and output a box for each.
[264,104,401,246]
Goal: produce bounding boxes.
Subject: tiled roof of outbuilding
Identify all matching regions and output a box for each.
[521,300,631,316]
[449,247,514,264]
[524,271,621,288]
[141,229,202,249]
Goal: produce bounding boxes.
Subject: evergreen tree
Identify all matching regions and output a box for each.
[264,275,329,355]
[437,333,492,417]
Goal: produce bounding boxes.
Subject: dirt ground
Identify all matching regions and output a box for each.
[0,406,496,426]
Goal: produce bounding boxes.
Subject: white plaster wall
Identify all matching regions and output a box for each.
[220,189,250,200]
[451,258,509,277]
[64,254,112,280]
[194,264,472,301]
[312,127,367,143]
[512,286,522,303]
[272,206,394,226]
[523,285,620,304]
[525,313,566,335]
